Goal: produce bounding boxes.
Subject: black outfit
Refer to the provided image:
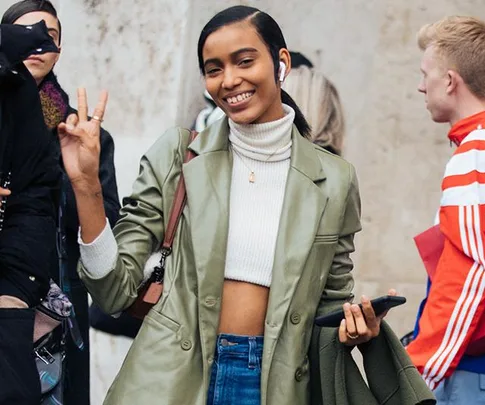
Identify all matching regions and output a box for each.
[0,22,60,405]
[39,71,121,405]
[89,300,143,339]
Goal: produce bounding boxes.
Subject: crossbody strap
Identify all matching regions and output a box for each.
[143,130,198,304]
[161,130,198,252]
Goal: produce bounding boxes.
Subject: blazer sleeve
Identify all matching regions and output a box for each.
[315,165,362,317]
[77,128,185,314]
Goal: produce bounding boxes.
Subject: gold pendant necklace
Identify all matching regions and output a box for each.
[231,145,285,183]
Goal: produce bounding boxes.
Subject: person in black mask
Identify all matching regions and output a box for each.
[0,20,60,405]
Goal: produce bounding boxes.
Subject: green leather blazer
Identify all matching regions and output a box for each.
[79,117,362,404]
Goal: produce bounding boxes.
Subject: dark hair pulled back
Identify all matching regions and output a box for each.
[197,6,311,138]
[2,0,61,43]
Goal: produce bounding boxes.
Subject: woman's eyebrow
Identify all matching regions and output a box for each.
[230,47,258,57]
[204,48,259,69]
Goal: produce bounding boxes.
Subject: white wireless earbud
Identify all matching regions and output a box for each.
[279,61,286,82]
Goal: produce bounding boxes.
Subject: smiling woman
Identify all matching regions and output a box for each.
[198,8,311,137]
[56,5,395,405]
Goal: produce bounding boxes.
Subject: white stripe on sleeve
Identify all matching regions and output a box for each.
[444,149,485,177]
[441,182,485,206]
[460,129,485,145]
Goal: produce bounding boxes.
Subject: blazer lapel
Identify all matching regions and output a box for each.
[261,128,328,391]
[182,118,231,364]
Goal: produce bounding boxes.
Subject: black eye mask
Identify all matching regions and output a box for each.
[0,20,59,81]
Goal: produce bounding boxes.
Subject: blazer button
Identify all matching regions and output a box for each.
[205,297,216,307]
[290,312,301,325]
[295,368,303,382]
[181,339,192,351]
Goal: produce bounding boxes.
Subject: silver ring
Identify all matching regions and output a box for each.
[91,115,103,122]
[346,332,359,340]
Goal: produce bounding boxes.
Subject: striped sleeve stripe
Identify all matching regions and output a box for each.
[455,140,485,155]
[459,205,470,257]
[422,261,479,389]
[467,205,479,262]
[429,205,485,385]
[460,129,485,145]
[421,208,472,385]
[443,172,485,190]
[444,149,485,178]
[426,264,485,389]
[423,205,485,389]
[473,203,485,265]
[441,182,485,206]
[427,264,485,390]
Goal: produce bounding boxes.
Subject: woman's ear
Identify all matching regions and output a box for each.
[278,49,291,82]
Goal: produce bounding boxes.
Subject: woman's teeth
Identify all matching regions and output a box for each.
[227,92,253,105]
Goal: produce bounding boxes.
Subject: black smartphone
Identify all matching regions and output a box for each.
[314,295,406,327]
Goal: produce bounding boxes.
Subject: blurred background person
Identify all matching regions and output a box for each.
[282,64,345,155]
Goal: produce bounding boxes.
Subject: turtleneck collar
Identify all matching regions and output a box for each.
[448,110,485,146]
[228,104,295,162]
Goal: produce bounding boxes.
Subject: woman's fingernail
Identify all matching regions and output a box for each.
[362,295,369,303]
[66,124,74,131]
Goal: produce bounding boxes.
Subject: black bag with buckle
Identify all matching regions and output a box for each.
[35,329,65,403]
[32,186,84,404]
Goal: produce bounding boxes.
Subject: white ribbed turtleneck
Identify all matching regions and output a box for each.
[77,106,296,287]
[224,105,295,287]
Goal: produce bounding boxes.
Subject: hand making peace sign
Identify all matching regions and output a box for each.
[58,88,108,188]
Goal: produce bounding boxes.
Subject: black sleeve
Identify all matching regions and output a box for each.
[99,128,121,227]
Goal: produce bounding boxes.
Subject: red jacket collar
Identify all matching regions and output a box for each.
[448,110,485,146]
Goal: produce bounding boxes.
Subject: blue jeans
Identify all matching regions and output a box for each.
[207,334,264,405]
[434,370,485,405]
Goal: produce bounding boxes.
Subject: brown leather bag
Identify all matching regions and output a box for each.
[126,130,198,320]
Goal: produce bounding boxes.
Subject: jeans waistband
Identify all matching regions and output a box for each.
[216,333,263,348]
[215,334,264,370]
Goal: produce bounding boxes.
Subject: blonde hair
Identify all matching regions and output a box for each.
[282,66,345,155]
[417,16,485,99]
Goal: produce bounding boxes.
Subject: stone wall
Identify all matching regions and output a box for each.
[2,0,485,403]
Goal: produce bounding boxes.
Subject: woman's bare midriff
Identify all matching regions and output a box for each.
[218,280,269,336]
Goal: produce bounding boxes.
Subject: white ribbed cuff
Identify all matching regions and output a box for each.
[78,218,117,279]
